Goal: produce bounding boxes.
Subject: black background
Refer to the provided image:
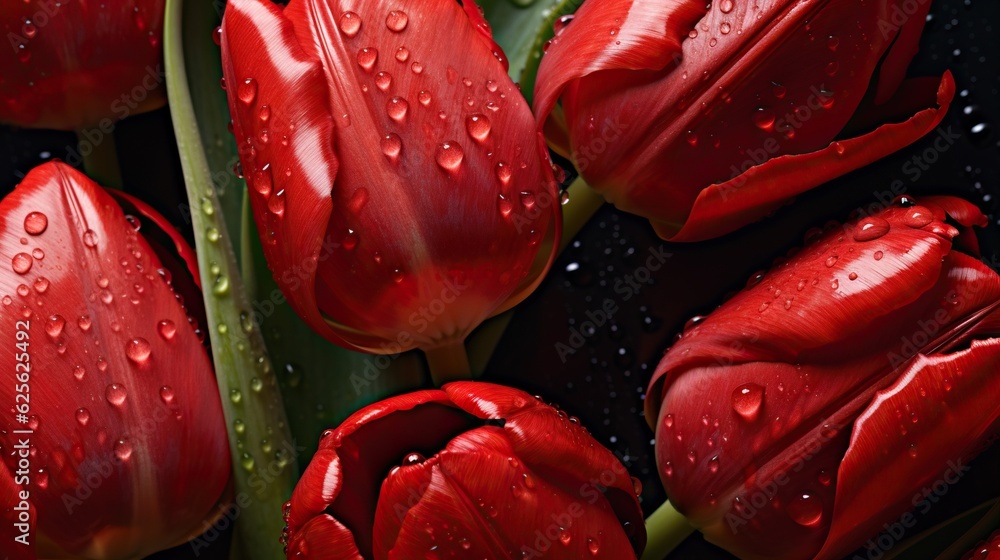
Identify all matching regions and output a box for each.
[1,0,997,557]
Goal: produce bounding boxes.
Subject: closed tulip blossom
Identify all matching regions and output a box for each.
[646,196,1000,559]
[219,0,561,364]
[1,0,166,130]
[535,0,954,241]
[282,382,646,559]
[0,163,230,559]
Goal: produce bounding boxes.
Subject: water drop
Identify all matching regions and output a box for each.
[410,61,424,74]
[753,107,776,131]
[12,253,32,274]
[357,47,377,71]
[157,319,177,340]
[33,277,49,293]
[787,492,823,527]
[853,217,890,241]
[495,161,512,184]
[374,71,392,91]
[386,96,408,121]
[904,208,934,228]
[106,384,127,406]
[381,133,402,160]
[720,22,732,34]
[825,256,838,268]
[417,90,431,105]
[24,212,47,235]
[238,78,257,105]
[44,314,65,338]
[76,408,90,426]
[159,385,175,404]
[403,452,425,466]
[395,46,409,62]
[435,141,464,171]
[338,11,361,37]
[230,388,243,404]
[732,383,764,421]
[83,229,98,248]
[114,439,133,461]
[386,10,408,31]
[126,338,151,363]
[466,114,491,141]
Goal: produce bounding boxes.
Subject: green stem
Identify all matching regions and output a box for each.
[164,1,295,558]
[76,129,122,188]
[640,500,696,560]
[467,176,606,374]
[425,342,473,386]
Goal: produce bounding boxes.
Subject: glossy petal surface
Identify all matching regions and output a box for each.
[535,0,954,241]
[222,0,560,353]
[284,382,643,559]
[647,197,1000,559]
[0,0,165,130]
[0,163,230,558]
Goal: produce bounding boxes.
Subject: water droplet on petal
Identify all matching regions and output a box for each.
[238,78,257,105]
[24,212,47,235]
[83,229,98,248]
[720,22,732,34]
[465,114,491,142]
[357,47,377,70]
[106,384,127,406]
[825,256,838,268]
[44,314,65,338]
[417,90,431,105]
[904,208,934,228]
[853,217,890,241]
[753,107,775,131]
[386,96,408,121]
[787,492,823,527]
[76,408,90,426]
[381,133,402,160]
[435,141,464,171]
[114,439,133,461]
[160,385,175,404]
[126,338,151,363]
[732,383,764,421]
[11,253,32,274]
[338,11,361,37]
[158,320,177,340]
[386,10,408,31]
[403,452,425,466]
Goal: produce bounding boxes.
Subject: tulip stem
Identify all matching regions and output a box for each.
[425,342,473,385]
[76,129,123,189]
[640,500,695,560]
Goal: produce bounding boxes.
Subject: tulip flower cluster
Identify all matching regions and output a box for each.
[1,0,996,558]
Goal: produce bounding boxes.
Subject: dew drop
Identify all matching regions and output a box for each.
[83,229,98,248]
[853,217,890,241]
[825,256,838,268]
[720,22,732,34]
[11,253,32,274]
[114,439,133,461]
[466,114,491,142]
[849,272,858,281]
[386,10,408,31]
[410,61,424,74]
[732,383,764,421]
[338,11,361,37]
[753,107,775,131]
[238,78,257,105]
[24,212,48,235]
[495,161,512,184]
[403,452,425,466]
[73,365,86,381]
[160,385,175,404]
[76,408,90,426]
[497,194,514,218]
[787,493,823,527]
[355,48,380,73]
[44,314,65,338]
[395,46,409,62]
[126,338,151,363]
[157,319,177,340]
[435,141,464,171]
[33,277,49,293]
[106,384,127,406]
[417,90,431,105]
[904,208,934,228]
[386,96,408,121]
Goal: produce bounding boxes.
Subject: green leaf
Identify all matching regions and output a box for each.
[164,1,296,558]
[241,203,428,464]
[481,0,585,105]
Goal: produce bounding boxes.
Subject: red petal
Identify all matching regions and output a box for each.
[664,72,954,241]
[444,382,646,553]
[533,0,707,134]
[287,514,365,560]
[815,339,1000,560]
[226,0,559,352]
[962,528,1000,560]
[372,456,436,557]
[0,163,229,557]
[0,1,166,130]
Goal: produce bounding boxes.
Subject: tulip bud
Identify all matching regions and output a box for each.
[220,0,561,355]
[535,0,954,241]
[646,196,1000,559]
[283,382,645,559]
[0,162,230,559]
[0,1,166,130]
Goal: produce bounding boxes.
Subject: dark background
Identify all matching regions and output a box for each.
[1,0,997,557]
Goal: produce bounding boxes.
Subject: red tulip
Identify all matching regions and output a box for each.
[282,381,646,559]
[963,529,1000,560]
[534,0,955,242]
[645,196,1000,559]
[0,162,230,559]
[0,0,166,130]
[220,0,561,355]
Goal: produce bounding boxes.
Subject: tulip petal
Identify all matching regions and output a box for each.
[388,427,638,559]
[372,456,435,557]
[664,72,954,241]
[0,163,229,557]
[815,339,1000,560]
[275,0,559,350]
[287,514,365,560]
[221,0,384,350]
[444,382,647,553]
[533,0,708,132]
